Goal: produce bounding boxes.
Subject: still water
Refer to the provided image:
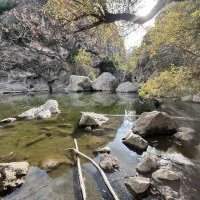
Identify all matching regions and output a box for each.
[0,93,199,200]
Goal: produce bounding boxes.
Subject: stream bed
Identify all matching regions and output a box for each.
[0,93,200,200]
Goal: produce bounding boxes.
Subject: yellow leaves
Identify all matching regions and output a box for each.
[146,2,199,56]
[139,66,200,98]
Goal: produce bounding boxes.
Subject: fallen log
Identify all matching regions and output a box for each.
[65,147,120,200]
[74,139,87,200]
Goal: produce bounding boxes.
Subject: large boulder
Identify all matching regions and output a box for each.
[125,176,150,196]
[136,153,159,174]
[99,154,119,172]
[92,72,118,91]
[79,112,109,128]
[122,131,148,152]
[66,75,92,92]
[152,168,181,183]
[18,99,60,120]
[133,111,178,137]
[116,82,138,93]
[0,162,29,195]
[174,127,196,146]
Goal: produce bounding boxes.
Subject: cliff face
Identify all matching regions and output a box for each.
[132,1,200,84]
[0,0,124,94]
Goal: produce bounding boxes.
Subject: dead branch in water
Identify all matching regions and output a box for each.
[65,147,120,200]
[74,139,87,200]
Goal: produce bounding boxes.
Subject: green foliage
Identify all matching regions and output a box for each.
[146,2,200,56]
[0,0,16,14]
[74,49,92,67]
[139,66,200,98]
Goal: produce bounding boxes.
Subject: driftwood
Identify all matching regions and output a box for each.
[23,134,47,147]
[74,139,87,200]
[66,147,120,200]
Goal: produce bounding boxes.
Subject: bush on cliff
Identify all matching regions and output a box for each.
[139,66,200,98]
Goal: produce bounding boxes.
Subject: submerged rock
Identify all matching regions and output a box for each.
[122,131,148,151]
[93,146,111,154]
[99,154,119,172]
[41,158,72,172]
[79,112,109,128]
[116,81,138,93]
[133,111,177,137]
[18,99,60,120]
[66,75,92,92]
[92,72,118,91]
[152,168,181,183]
[125,176,150,196]
[0,162,29,195]
[136,152,159,174]
[174,127,196,146]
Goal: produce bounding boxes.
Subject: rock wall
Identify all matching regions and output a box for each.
[0,0,124,94]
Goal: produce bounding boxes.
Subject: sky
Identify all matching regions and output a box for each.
[124,0,158,50]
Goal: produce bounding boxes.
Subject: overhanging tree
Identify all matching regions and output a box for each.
[44,0,184,32]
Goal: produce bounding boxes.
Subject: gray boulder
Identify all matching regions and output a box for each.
[181,95,193,102]
[122,131,148,151]
[79,112,109,128]
[116,81,138,93]
[0,162,29,195]
[193,93,200,103]
[133,111,178,137]
[92,72,118,91]
[136,153,159,174]
[99,154,119,172]
[174,127,196,146]
[152,168,181,183]
[66,75,92,92]
[125,176,150,196]
[18,99,60,120]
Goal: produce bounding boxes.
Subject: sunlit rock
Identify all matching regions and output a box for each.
[0,162,29,195]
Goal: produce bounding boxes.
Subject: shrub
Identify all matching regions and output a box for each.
[139,66,200,98]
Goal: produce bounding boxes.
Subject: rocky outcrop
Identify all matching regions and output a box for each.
[66,75,92,92]
[133,44,191,84]
[0,0,124,94]
[125,176,150,196]
[18,99,60,120]
[122,131,148,152]
[79,112,109,128]
[133,111,178,137]
[0,162,29,195]
[116,81,138,93]
[99,154,119,172]
[92,72,118,91]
